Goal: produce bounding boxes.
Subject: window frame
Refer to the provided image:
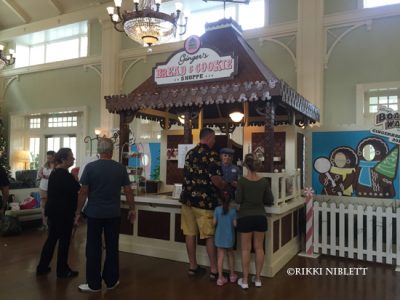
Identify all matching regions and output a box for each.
[356,81,400,125]
[9,107,87,175]
[366,89,398,113]
[169,0,267,42]
[15,21,89,68]
[359,0,400,9]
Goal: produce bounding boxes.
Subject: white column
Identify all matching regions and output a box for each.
[0,77,5,117]
[297,0,324,123]
[99,18,121,136]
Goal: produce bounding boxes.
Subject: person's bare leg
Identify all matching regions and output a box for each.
[253,232,265,281]
[185,235,198,270]
[206,237,217,274]
[217,248,225,280]
[240,233,253,284]
[227,248,236,277]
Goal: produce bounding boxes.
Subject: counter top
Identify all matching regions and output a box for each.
[121,193,181,206]
[121,193,305,214]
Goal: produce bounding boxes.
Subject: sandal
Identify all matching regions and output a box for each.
[209,272,218,280]
[188,266,205,277]
[230,273,238,283]
[216,277,228,286]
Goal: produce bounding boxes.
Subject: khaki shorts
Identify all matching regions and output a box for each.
[181,204,215,239]
[39,189,47,208]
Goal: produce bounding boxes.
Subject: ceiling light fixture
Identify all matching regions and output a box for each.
[178,114,185,124]
[107,0,188,49]
[229,112,244,123]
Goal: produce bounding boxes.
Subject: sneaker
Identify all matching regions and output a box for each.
[251,276,262,287]
[78,284,102,293]
[216,277,228,286]
[107,280,120,290]
[229,273,238,283]
[237,278,249,290]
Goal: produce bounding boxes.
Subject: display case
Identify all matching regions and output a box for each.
[127,152,145,195]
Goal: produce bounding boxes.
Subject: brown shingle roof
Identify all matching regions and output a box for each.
[106,18,319,122]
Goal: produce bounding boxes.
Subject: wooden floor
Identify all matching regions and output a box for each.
[1,225,399,300]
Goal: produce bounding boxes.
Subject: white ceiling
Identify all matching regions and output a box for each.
[0,0,225,31]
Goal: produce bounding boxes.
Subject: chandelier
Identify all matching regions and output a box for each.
[107,0,188,48]
[0,45,15,70]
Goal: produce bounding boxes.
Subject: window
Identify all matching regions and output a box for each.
[366,88,399,113]
[29,137,40,169]
[15,21,88,68]
[171,0,265,40]
[48,114,78,128]
[29,118,41,129]
[363,0,400,8]
[356,82,400,125]
[238,0,265,30]
[46,135,77,168]
[10,110,83,175]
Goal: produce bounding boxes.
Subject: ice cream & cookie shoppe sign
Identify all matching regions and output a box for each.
[153,35,238,86]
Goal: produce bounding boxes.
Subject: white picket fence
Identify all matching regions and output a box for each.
[313,201,400,266]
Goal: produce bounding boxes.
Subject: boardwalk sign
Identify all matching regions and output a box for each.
[370,106,400,144]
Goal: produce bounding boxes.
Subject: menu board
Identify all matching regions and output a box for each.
[178,144,195,168]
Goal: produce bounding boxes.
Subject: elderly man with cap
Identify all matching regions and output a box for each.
[220,148,242,189]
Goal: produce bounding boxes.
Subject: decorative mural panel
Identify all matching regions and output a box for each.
[166,135,186,184]
[129,143,160,180]
[252,132,286,171]
[312,131,399,198]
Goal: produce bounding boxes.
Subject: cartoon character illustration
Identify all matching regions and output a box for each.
[314,156,341,195]
[314,147,358,196]
[328,147,358,196]
[355,137,398,198]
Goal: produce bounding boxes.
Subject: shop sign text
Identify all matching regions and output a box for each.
[154,47,237,86]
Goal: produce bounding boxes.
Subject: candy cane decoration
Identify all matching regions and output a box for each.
[304,187,314,256]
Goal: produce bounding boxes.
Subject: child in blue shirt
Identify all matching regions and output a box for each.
[213,191,238,286]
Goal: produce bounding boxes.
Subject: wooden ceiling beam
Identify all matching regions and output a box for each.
[3,0,31,23]
[48,0,63,15]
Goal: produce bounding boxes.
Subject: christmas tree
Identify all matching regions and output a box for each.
[0,129,11,179]
[374,146,399,179]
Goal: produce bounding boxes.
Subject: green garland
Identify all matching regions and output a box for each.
[0,134,11,179]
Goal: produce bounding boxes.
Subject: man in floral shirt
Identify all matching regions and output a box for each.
[180,128,226,280]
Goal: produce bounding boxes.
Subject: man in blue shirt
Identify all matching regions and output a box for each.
[75,138,135,292]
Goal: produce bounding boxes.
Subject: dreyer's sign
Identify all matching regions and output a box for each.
[371,106,400,144]
[153,36,238,86]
